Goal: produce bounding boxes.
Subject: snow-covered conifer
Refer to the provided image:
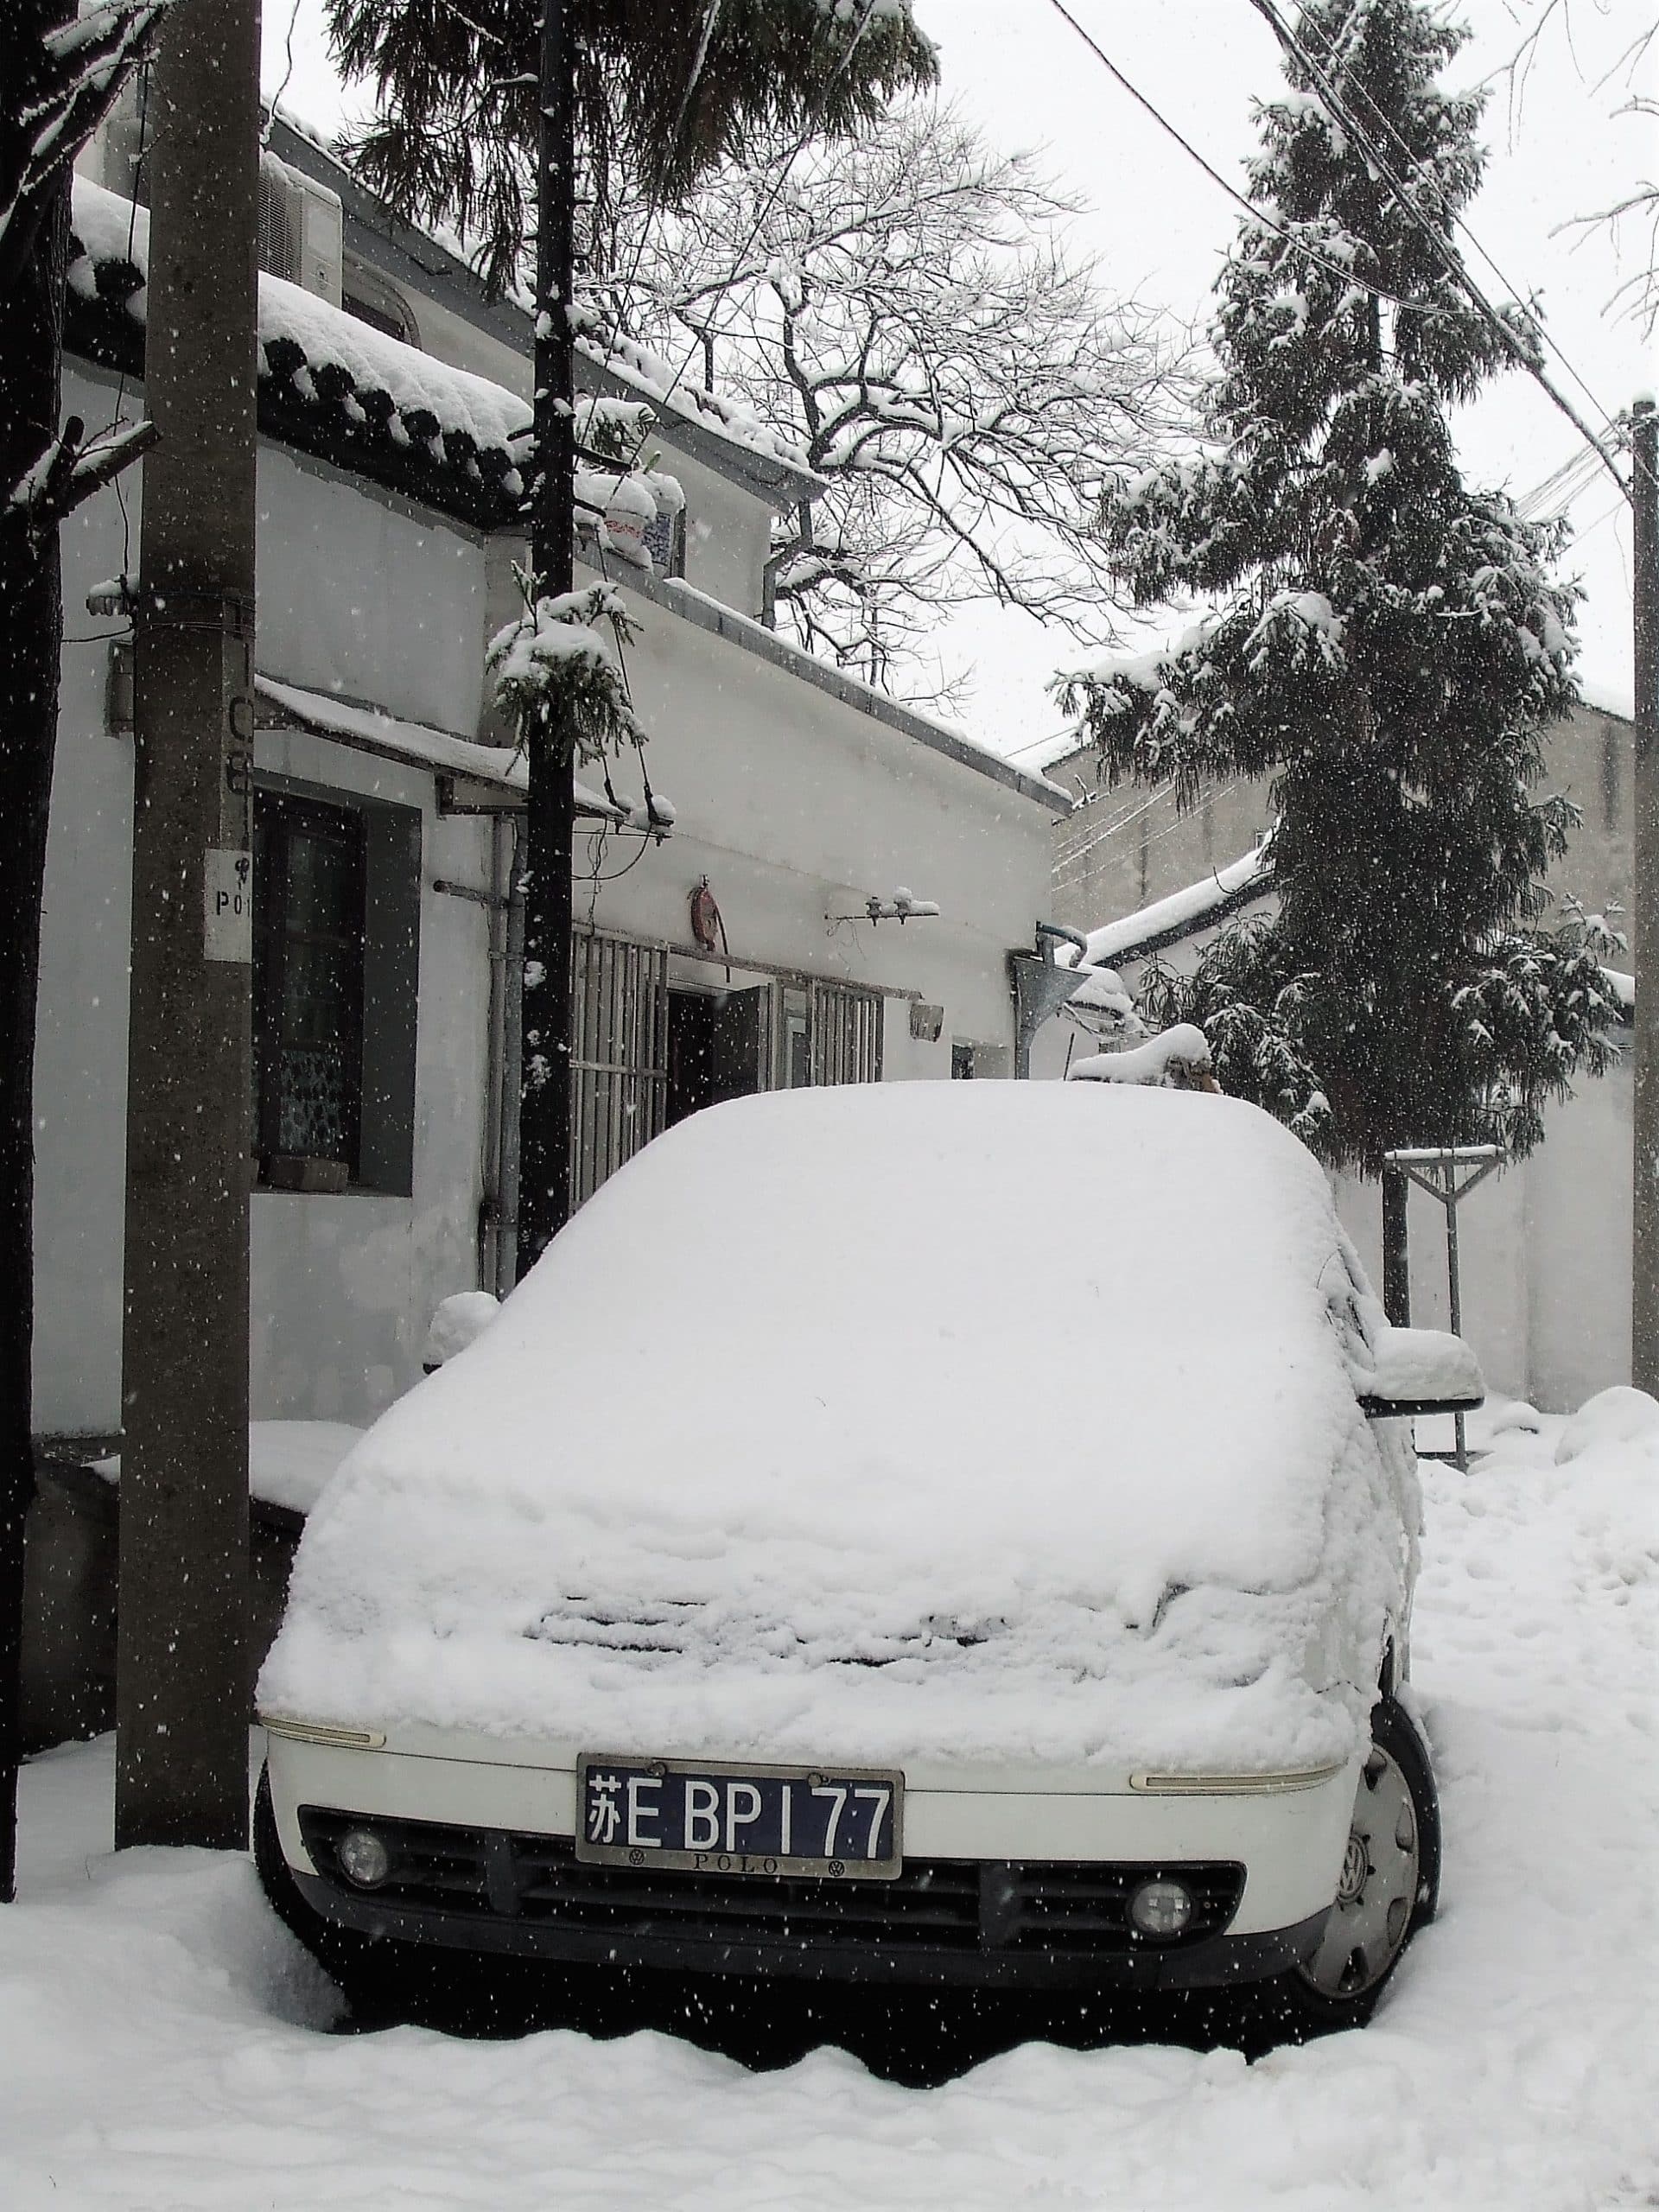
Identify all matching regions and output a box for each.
[1059,0,1623,1181]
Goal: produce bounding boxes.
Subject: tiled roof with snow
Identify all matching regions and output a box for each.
[68,177,532,530]
[261,107,823,496]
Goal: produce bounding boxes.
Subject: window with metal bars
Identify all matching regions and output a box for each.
[254,793,365,1182]
[252,779,421,1195]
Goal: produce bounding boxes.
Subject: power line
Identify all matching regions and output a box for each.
[1269,0,1622,447]
[1042,0,1439,323]
[1243,0,1630,499]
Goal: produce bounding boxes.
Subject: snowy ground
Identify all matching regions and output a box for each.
[2,1402,1655,2211]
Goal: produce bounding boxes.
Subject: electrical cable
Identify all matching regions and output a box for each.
[1270,0,1624,447]
[262,0,305,152]
[582,2,724,401]
[106,59,151,594]
[1042,0,1440,321]
[1242,0,1630,498]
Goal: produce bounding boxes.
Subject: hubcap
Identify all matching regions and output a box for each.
[1299,1742,1421,2001]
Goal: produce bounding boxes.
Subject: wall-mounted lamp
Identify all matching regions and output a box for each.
[828,886,942,925]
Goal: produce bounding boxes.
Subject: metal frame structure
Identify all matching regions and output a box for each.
[1382,1144,1505,1471]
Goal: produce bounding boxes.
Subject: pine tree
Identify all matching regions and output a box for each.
[325,0,938,295]
[1058,0,1622,1197]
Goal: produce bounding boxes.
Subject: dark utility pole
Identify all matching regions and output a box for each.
[116,0,259,1850]
[516,0,578,1277]
[1381,1166,1411,1328]
[1633,397,1657,1395]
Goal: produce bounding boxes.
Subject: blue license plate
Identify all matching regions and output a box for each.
[575,1754,904,1878]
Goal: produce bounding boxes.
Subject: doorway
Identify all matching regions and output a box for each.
[666,985,770,1127]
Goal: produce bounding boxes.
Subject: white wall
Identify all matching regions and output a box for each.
[248,731,493,1426]
[1102,893,1632,1413]
[37,365,1068,1435]
[38,363,496,1433]
[1333,1061,1632,1414]
[576,559,1062,1063]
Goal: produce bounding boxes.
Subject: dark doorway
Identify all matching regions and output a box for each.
[667,986,769,1127]
[667,990,715,1128]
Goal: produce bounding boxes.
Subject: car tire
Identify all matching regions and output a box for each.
[1282,1695,1440,2031]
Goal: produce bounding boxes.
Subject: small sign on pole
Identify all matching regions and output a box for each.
[202,849,252,963]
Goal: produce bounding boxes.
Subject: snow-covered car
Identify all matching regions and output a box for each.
[255,1083,1481,2027]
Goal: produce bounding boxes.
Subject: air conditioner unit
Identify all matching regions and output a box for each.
[258,152,343,309]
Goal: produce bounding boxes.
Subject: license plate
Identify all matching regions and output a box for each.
[575,1754,904,1878]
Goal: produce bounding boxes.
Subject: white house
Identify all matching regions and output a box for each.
[36,126,1073,1449]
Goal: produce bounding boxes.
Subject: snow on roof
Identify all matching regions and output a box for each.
[1576,679,1636,723]
[656,578,1071,815]
[569,309,822,488]
[1066,1023,1212,1084]
[255,674,626,820]
[1067,838,1275,969]
[263,1082,1394,1774]
[261,109,821,493]
[68,178,531,529]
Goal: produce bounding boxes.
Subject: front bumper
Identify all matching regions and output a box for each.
[265,1732,1354,1993]
[289,1829,1325,1991]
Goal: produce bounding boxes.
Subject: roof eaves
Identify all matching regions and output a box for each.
[629,572,1071,816]
[266,113,823,510]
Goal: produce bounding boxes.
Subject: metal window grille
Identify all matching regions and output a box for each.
[809,981,884,1087]
[570,931,670,1206]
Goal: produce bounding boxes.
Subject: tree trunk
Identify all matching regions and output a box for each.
[0,170,69,1902]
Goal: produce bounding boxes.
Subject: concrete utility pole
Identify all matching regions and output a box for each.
[1634,399,1659,1395]
[516,0,579,1277]
[116,0,260,1850]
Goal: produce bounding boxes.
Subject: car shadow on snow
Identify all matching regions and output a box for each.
[326,1954,1319,2084]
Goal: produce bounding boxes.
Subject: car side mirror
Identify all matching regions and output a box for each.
[1357,1325,1484,1419]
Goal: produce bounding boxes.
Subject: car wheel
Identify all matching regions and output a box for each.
[1285,1696,1440,2030]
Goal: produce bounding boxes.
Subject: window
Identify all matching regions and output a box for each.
[253,780,422,1194]
[341,259,422,348]
[810,981,882,1085]
[571,931,669,1206]
[774,980,882,1089]
[643,507,686,579]
[255,795,365,1179]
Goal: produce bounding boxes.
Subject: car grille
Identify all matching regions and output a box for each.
[297,1808,1243,1956]
[524,1599,997,1666]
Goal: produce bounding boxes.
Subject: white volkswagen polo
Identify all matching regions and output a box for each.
[256,1081,1479,2028]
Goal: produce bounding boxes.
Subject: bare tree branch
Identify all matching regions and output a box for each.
[3,414,158,540]
[602,98,1194,702]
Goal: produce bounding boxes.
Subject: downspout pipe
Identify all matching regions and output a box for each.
[496,819,526,1295]
[1011,922,1090,1079]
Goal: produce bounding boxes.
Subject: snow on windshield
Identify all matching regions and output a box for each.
[263,1084,1402,1771]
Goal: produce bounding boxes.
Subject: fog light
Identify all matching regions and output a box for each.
[1129,1878,1193,1937]
[336,1827,391,1889]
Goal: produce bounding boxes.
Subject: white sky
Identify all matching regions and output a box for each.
[259,0,1652,755]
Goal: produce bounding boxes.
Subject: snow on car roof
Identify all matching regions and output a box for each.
[264,1084,1396,1771]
